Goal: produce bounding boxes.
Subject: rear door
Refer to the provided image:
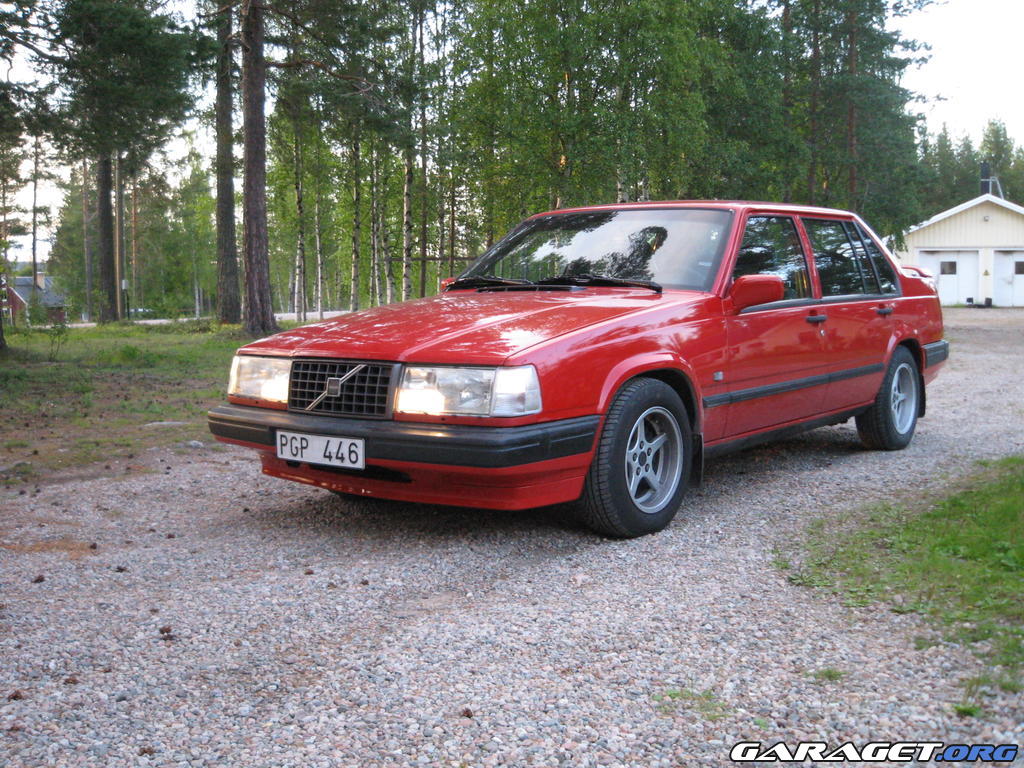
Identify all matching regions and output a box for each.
[801,217,895,411]
[719,214,829,437]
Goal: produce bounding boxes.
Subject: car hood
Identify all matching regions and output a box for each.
[242,289,701,364]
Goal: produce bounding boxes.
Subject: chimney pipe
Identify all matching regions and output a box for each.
[980,161,992,196]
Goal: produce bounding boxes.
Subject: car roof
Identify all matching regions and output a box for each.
[529,200,858,219]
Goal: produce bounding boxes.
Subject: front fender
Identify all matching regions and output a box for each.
[596,353,704,432]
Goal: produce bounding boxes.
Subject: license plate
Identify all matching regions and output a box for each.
[276,431,365,470]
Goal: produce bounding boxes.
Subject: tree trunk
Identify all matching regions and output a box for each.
[0,175,8,341]
[383,163,396,304]
[215,2,241,324]
[780,0,794,202]
[82,160,93,322]
[436,173,445,289]
[807,0,821,205]
[417,5,429,298]
[96,156,117,323]
[30,136,40,292]
[292,118,307,322]
[114,155,124,320]
[349,131,362,312]
[314,185,324,319]
[369,149,380,306]
[448,177,456,277]
[131,181,139,312]
[240,0,278,336]
[846,10,858,206]
[401,147,413,301]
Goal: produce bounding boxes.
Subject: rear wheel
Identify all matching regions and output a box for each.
[577,378,691,538]
[856,346,920,450]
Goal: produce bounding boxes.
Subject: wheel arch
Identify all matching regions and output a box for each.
[894,337,926,418]
[596,358,705,487]
[597,356,702,433]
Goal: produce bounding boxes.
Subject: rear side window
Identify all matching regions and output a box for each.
[854,223,900,294]
[732,216,812,299]
[803,218,878,296]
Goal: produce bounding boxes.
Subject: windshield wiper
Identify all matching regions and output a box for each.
[444,275,535,291]
[536,273,662,293]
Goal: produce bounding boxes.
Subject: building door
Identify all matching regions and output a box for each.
[993,251,1024,307]
[918,250,979,305]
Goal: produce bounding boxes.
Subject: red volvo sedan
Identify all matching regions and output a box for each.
[209,201,948,538]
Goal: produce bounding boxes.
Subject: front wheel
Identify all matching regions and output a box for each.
[856,346,921,450]
[577,378,691,538]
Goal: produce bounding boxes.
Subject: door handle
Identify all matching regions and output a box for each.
[875,306,894,316]
[805,314,827,324]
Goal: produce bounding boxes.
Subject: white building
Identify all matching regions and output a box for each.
[894,193,1024,306]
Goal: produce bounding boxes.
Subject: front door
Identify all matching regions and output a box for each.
[720,215,828,438]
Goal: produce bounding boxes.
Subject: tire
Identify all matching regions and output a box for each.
[855,346,921,450]
[577,378,692,538]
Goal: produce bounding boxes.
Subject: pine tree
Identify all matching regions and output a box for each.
[213,0,241,324]
[45,0,205,323]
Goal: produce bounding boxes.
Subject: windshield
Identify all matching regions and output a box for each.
[462,208,734,291]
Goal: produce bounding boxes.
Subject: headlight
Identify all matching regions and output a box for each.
[396,365,542,417]
[228,355,291,404]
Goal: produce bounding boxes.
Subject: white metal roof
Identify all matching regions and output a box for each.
[906,193,1024,235]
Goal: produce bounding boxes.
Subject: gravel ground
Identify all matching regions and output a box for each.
[2,308,1023,767]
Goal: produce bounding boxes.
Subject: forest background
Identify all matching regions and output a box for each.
[2,0,1023,344]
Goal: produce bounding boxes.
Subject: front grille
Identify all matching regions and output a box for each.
[288,359,395,418]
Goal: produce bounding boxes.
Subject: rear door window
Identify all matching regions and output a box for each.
[732,216,812,300]
[853,223,900,294]
[803,218,878,296]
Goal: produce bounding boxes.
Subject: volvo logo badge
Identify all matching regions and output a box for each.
[305,364,366,411]
[325,377,344,397]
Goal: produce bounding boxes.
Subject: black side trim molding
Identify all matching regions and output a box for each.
[703,363,884,409]
[738,298,818,315]
[705,407,867,458]
[208,404,600,468]
[923,340,949,368]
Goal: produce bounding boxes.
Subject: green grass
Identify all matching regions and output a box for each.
[784,457,1024,708]
[653,688,731,720]
[0,321,249,481]
[810,667,845,683]
[952,702,981,718]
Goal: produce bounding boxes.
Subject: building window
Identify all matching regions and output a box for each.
[1016,262,1024,276]
[940,261,957,275]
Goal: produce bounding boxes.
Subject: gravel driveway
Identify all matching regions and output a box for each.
[2,308,1023,767]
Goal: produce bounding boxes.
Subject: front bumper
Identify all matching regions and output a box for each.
[207,404,600,509]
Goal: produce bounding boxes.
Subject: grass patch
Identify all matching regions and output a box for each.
[784,457,1024,706]
[810,667,845,683]
[0,322,249,481]
[913,635,938,651]
[653,688,731,720]
[952,702,981,718]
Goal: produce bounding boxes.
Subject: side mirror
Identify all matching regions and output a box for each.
[730,274,785,312]
[440,277,456,291]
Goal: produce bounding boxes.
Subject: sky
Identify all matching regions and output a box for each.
[8,0,1024,266]
[893,0,1024,143]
